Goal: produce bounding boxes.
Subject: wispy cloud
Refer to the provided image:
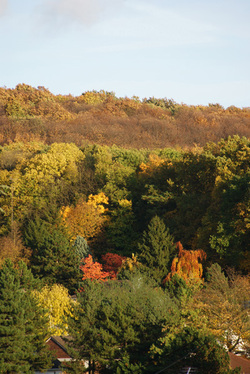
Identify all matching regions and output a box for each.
[0,0,8,16]
[40,0,125,28]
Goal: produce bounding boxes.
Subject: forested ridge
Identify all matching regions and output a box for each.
[0,84,249,373]
[0,83,250,148]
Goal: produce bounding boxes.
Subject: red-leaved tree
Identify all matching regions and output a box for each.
[101,253,126,279]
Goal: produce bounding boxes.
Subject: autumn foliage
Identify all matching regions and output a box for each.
[33,284,73,335]
[101,252,126,279]
[60,193,108,242]
[164,242,206,285]
[0,84,250,148]
[80,254,111,282]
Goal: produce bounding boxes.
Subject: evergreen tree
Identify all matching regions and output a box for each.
[72,235,91,264]
[23,215,79,292]
[138,216,176,282]
[0,260,52,373]
[67,275,175,373]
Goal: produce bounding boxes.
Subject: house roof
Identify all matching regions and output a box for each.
[229,352,250,374]
[46,336,72,360]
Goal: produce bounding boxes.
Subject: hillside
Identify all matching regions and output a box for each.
[0,84,249,372]
[0,84,249,148]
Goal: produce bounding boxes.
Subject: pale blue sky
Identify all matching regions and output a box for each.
[0,0,250,108]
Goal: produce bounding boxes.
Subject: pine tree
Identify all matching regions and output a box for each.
[138,216,176,282]
[67,275,174,373]
[24,216,79,292]
[0,260,52,373]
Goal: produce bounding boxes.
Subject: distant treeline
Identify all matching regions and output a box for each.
[0,84,249,148]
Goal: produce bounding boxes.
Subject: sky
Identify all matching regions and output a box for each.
[0,0,250,108]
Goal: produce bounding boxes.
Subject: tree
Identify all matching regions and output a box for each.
[0,260,52,373]
[9,142,84,215]
[196,264,250,353]
[197,136,250,268]
[101,252,126,279]
[164,242,206,286]
[137,151,216,248]
[67,275,175,373]
[80,254,111,282]
[60,193,108,247]
[117,253,142,280]
[33,283,74,335]
[23,215,79,292]
[106,199,138,256]
[150,326,240,374]
[0,221,31,267]
[72,235,91,264]
[0,184,10,214]
[138,216,176,282]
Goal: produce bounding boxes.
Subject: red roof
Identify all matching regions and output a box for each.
[46,336,71,359]
[229,353,250,374]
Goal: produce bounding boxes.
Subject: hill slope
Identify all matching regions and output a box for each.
[0,84,249,148]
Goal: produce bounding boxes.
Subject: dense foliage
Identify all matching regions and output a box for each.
[0,84,249,372]
[0,260,52,373]
[0,84,249,148]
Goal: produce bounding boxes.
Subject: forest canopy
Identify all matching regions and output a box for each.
[0,84,249,148]
[0,84,249,373]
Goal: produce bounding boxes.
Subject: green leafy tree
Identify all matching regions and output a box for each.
[0,260,52,373]
[151,327,240,374]
[197,136,250,267]
[138,215,176,282]
[107,199,138,256]
[137,151,216,248]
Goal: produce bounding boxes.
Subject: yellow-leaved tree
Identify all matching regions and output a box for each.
[0,143,84,220]
[117,253,141,278]
[196,264,250,353]
[33,284,74,336]
[60,192,109,244]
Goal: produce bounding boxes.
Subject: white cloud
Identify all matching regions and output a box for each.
[0,0,8,16]
[42,0,124,27]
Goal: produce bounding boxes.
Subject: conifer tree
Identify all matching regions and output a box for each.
[72,235,91,264]
[23,215,79,292]
[138,215,176,282]
[67,275,174,373]
[0,260,52,373]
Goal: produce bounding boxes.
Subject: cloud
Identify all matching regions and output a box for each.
[42,0,124,27]
[0,0,8,16]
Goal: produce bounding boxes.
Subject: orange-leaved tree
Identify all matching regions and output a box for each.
[80,254,111,282]
[164,242,206,285]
